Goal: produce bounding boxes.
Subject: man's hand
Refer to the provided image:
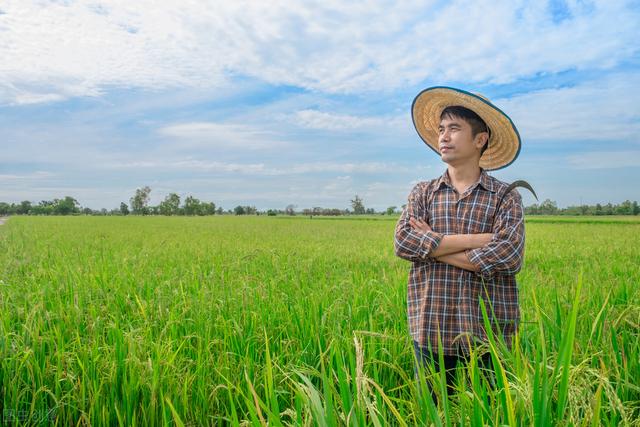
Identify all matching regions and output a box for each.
[409,217,432,233]
[473,233,494,247]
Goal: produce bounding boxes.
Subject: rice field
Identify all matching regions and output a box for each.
[0,215,639,426]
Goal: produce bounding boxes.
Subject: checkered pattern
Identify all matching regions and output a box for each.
[394,169,525,355]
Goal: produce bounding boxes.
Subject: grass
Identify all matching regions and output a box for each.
[0,215,638,425]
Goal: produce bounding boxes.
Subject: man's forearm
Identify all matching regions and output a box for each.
[435,251,480,272]
[430,233,492,257]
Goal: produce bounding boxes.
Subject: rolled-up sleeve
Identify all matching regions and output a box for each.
[394,183,443,262]
[466,190,525,279]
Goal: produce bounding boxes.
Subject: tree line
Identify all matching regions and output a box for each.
[0,189,400,217]
[525,199,640,216]
[0,188,222,217]
[1,188,638,217]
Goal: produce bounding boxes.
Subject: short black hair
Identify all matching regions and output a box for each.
[440,105,490,156]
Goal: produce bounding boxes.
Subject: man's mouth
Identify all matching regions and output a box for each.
[440,146,453,152]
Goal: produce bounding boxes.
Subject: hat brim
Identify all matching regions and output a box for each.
[411,86,521,171]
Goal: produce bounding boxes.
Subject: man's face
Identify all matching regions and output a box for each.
[438,115,486,167]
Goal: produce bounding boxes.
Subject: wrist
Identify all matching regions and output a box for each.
[472,233,492,249]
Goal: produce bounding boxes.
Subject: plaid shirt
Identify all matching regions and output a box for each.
[394,168,525,356]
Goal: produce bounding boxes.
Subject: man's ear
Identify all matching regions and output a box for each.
[475,132,489,150]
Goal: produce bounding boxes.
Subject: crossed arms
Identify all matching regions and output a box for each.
[394,184,525,278]
[407,217,490,272]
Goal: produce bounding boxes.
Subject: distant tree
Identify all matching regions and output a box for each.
[183,196,201,216]
[43,200,55,213]
[130,186,151,215]
[604,203,613,215]
[386,206,397,215]
[323,208,342,216]
[365,208,375,214]
[202,201,216,215]
[216,207,224,215]
[267,209,277,216]
[158,193,181,216]
[538,199,558,215]
[285,204,296,215]
[616,200,633,215]
[595,203,603,216]
[52,196,80,215]
[525,203,539,215]
[16,200,32,215]
[633,201,640,215]
[0,202,9,215]
[351,195,365,215]
[120,202,130,216]
[245,206,257,215]
[30,200,52,215]
[234,205,246,215]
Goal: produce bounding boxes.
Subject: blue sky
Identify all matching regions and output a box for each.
[1,0,639,210]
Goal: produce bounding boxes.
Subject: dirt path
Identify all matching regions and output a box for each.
[0,217,8,225]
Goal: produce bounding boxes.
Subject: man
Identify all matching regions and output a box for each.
[394,87,525,395]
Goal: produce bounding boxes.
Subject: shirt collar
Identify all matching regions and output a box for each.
[435,168,496,193]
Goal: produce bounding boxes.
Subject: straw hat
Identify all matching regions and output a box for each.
[411,86,521,171]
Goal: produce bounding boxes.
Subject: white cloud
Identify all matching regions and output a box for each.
[0,171,55,180]
[1,0,638,104]
[496,72,640,142]
[294,109,402,130]
[567,150,640,169]
[109,159,397,175]
[286,162,394,174]
[11,92,65,105]
[0,1,225,105]
[158,122,285,150]
[322,175,353,193]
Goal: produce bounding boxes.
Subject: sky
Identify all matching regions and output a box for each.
[1,0,639,211]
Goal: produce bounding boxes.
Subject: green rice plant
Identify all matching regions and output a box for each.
[0,215,638,425]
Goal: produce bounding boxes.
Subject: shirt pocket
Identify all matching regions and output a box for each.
[461,200,496,234]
